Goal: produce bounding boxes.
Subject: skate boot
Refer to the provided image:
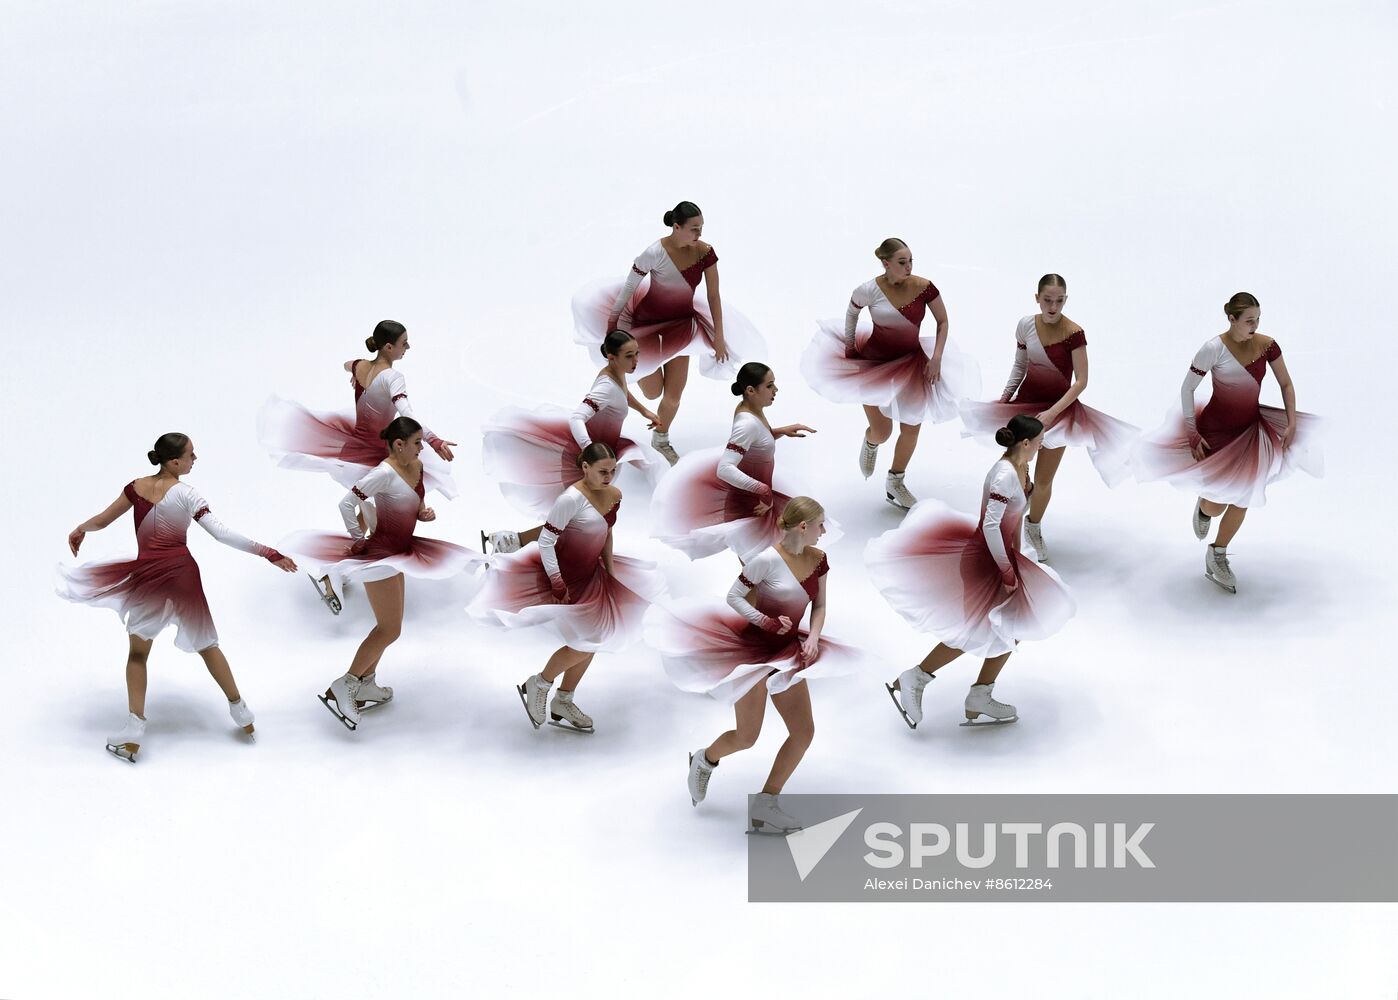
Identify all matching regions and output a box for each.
[355,672,394,711]
[1205,544,1236,593]
[481,530,521,555]
[858,436,878,479]
[1192,502,1212,541]
[319,673,363,731]
[687,748,718,806]
[308,573,342,615]
[961,682,1018,726]
[1024,518,1048,562]
[516,673,552,730]
[228,698,256,741]
[884,471,917,510]
[106,712,147,763]
[651,430,680,466]
[747,793,803,836]
[885,665,933,729]
[548,688,594,733]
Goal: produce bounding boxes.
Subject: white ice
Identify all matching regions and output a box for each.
[4,1,1396,997]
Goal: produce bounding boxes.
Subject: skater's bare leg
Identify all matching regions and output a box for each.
[762,682,814,795]
[707,681,768,762]
[638,370,663,402]
[863,405,893,446]
[125,634,152,717]
[918,643,964,675]
[1199,498,1227,518]
[1028,445,1066,523]
[541,647,593,689]
[197,645,242,703]
[889,422,921,474]
[973,649,1014,687]
[348,574,405,678]
[654,355,690,431]
[1213,505,1247,548]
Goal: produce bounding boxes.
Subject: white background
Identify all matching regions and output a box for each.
[5,1,1396,997]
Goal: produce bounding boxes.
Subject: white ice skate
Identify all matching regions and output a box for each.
[308,573,342,615]
[884,471,917,510]
[747,793,803,836]
[106,712,147,763]
[1192,502,1212,542]
[481,530,521,555]
[228,698,256,741]
[1205,545,1236,594]
[548,689,594,734]
[319,674,362,731]
[961,682,1018,726]
[517,673,552,730]
[885,665,933,730]
[354,672,394,711]
[858,436,878,480]
[1024,518,1048,562]
[651,430,680,466]
[688,748,717,806]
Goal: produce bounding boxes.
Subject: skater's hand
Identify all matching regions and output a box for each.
[765,614,794,635]
[271,556,298,572]
[925,355,942,384]
[1035,408,1057,426]
[642,408,661,430]
[417,506,437,522]
[67,527,85,556]
[1189,435,1211,462]
[1000,571,1018,593]
[799,633,821,664]
[1281,421,1296,449]
[550,578,572,603]
[431,439,457,462]
[774,423,817,439]
[349,538,370,556]
[753,499,772,517]
[712,337,730,366]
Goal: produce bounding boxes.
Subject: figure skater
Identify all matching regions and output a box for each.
[800,237,979,509]
[959,274,1139,560]
[59,433,296,761]
[1133,292,1321,592]
[871,416,1076,730]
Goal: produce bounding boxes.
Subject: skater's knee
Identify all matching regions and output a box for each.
[731,727,761,751]
[786,720,814,747]
[897,423,921,440]
[371,622,402,645]
[126,646,150,667]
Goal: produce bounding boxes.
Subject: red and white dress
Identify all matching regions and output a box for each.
[801,277,980,424]
[279,462,481,585]
[649,411,842,562]
[468,487,663,653]
[56,482,285,653]
[645,547,859,705]
[572,241,767,381]
[258,361,457,498]
[481,371,666,519]
[864,460,1076,658]
[960,317,1138,485]
[1133,336,1322,508]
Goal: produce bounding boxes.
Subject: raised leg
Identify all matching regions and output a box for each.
[706,680,768,762]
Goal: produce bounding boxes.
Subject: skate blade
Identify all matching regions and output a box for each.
[746,822,802,837]
[884,495,912,511]
[516,684,543,730]
[959,715,1018,727]
[884,682,918,730]
[307,574,342,615]
[317,693,358,731]
[547,717,595,734]
[480,530,489,554]
[1204,572,1237,594]
[355,697,393,712]
[105,743,138,763]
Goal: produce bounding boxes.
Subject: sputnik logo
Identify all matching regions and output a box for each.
[785,808,863,881]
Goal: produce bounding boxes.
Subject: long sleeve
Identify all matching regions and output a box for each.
[538,491,582,589]
[608,244,659,328]
[339,466,392,539]
[726,554,780,631]
[1181,340,1216,439]
[568,378,609,449]
[185,487,282,562]
[981,469,1017,578]
[844,281,872,350]
[383,370,439,445]
[716,416,772,495]
[999,319,1031,402]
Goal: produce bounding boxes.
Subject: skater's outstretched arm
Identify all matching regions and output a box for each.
[185,489,295,569]
[384,370,456,461]
[68,491,133,555]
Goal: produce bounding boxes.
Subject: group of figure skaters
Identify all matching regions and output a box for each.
[59,200,1321,835]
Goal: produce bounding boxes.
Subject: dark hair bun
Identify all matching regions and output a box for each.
[994,427,1015,448]
[663,210,676,226]
[730,380,742,396]
[147,450,160,465]
[365,336,377,351]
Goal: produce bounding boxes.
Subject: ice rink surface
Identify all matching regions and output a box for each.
[5,1,1396,996]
